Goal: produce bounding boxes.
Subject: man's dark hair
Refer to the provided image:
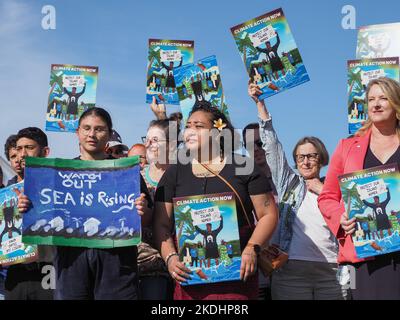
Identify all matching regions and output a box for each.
[242,123,259,149]
[16,127,48,148]
[4,134,17,161]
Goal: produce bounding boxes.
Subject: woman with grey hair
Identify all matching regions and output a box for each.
[248,82,346,300]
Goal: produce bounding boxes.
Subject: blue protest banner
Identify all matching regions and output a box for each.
[22,157,141,248]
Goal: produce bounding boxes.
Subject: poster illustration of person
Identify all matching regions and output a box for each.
[0,182,38,266]
[173,55,228,123]
[339,163,400,259]
[173,192,241,286]
[146,39,194,105]
[347,57,399,134]
[46,64,98,133]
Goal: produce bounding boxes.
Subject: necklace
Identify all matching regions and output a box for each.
[192,158,226,178]
[144,165,159,188]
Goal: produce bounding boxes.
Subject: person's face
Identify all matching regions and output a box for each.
[8,147,23,175]
[107,145,126,159]
[295,143,321,180]
[266,42,271,49]
[184,111,213,153]
[16,138,49,171]
[77,115,110,155]
[367,84,397,125]
[206,224,212,232]
[145,127,168,164]
[251,129,266,167]
[72,87,77,94]
[128,146,147,169]
[374,197,380,204]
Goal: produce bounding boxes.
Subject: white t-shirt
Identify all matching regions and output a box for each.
[288,190,338,263]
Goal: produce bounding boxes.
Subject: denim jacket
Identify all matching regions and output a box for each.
[259,117,306,252]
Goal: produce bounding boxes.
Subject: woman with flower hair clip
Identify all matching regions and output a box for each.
[153,101,278,300]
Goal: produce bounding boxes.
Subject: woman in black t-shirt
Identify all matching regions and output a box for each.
[18,107,151,300]
[153,102,278,300]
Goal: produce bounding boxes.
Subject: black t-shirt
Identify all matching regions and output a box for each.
[363,146,400,169]
[155,155,272,228]
[7,175,19,187]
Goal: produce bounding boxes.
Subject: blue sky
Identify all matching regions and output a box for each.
[1,0,400,175]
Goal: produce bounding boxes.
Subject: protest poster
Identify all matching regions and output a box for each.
[173,192,241,286]
[356,22,400,59]
[347,57,399,134]
[146,39,194,105]
[230,8,310,100]
[22,156,141,248]
[173,55,228,123]
[46,64,98,133]
[339,163,400,259]
[0,182,38,266]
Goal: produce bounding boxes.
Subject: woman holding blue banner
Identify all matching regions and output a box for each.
[18,107,152,300]
[319,77,400,300]
[154,102,278,300]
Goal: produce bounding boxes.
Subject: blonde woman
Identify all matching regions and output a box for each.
[318,77,400,299]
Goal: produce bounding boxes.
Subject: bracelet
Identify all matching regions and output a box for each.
[165,252,179,266]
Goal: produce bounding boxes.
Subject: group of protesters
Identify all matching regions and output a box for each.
[1,76,400,300]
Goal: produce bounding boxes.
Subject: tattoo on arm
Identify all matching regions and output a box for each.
[264,199,271,207]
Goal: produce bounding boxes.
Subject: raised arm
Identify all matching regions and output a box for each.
[383,188,391,206]
[248,82,299,198]
[272,32,280,50]
[177,57,183,68]
[362,198,374,208]
[194,225,206,236]
[215,216,223,234]
[256,46,268,54]
[161,62,169,71]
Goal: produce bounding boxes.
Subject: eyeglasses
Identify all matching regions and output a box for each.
[79,126,108,136]
[144,137,167,145]
[295,153,319,163]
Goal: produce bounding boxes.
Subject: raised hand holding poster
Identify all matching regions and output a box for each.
[231,8,310,100]
[22,157,141,248]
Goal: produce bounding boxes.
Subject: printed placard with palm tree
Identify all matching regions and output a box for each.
[46,64,98,133]
[339,163,400,258]
[146,39,194,105]
[230,8,310,100]
[173,192,242,286]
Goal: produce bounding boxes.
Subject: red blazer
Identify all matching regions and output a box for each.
[318,129,373,264]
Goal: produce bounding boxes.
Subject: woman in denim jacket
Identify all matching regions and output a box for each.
[249,82,346,300]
